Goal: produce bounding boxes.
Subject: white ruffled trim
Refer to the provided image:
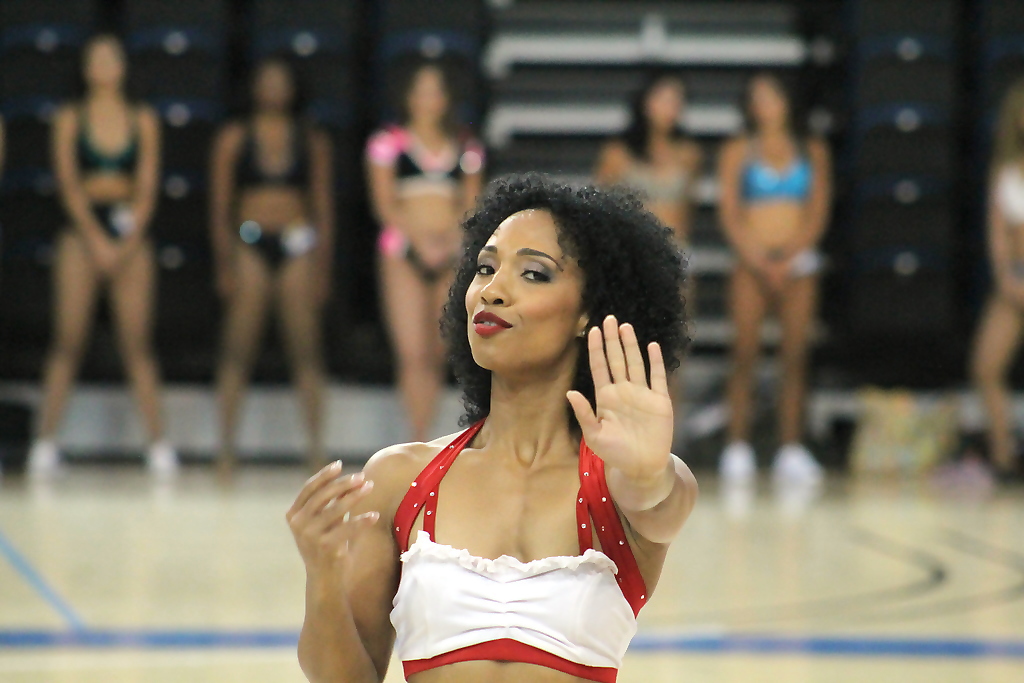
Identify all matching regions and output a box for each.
[402,530,619,578]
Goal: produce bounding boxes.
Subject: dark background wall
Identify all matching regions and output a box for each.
[1,0,1022,391]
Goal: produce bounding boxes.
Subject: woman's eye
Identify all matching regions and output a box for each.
[476,264,495,276]
[524,269,550,282]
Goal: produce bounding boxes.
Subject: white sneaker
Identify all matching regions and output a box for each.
[28,440,61,479]
[146,440,179,478]
[772,443,824,487]
[720,441,757,484]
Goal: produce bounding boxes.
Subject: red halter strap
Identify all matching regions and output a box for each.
[393,421,484,552]
[577,441,649,617]
[391,420,648,617]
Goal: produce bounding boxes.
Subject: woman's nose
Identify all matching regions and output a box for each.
[480,271,509,306]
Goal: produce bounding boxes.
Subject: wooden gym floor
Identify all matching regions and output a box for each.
[1,466,1022,683]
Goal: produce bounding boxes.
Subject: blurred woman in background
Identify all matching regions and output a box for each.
[595,72,702,432]
[366,60,484,442]
[595,71,702,251]
[970,79,1024,484]
[29,34,172,478]
[210,58,334,474]
[716,72,832,486]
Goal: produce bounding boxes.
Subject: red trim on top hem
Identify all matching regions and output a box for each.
[402,639,617,683]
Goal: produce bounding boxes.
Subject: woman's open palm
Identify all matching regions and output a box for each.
[567,315,674,481]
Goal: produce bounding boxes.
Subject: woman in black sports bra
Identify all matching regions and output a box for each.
[210,58,334,474]
[366,60,484,442]
[29,34,175,478]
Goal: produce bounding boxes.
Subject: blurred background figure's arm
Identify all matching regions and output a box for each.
[209,122,245,299]
[309,127,336,305]
[716,137,761,273]
[126,106,162,249]
[52,106,112,259]
[678,141,703,244]
[593,139,630,186]
[987,170,1021,302]
[365,130,403,232]
[790,137,832,256]
[460,138,485,217]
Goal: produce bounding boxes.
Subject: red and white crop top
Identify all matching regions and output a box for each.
[390,421,648,683]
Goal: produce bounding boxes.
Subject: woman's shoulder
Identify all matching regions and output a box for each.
[715,137,749,173]
[601,138,632,159]
[133,102,159,122]
[218,118,248,136]
[362,430,468,502]
[721,135,750,155]
[803,134,830,159]
[212,120,247,151]
[596,138,633,178]
[53,103,81,126]
[366,124,408,163]
[133,104,160,137]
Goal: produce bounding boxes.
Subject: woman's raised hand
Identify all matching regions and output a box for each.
[567,315,674,482]
[286,462,379,577]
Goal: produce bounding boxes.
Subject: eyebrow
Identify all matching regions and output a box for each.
[480,245,564,271]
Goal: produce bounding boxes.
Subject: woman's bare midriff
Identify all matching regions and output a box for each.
[398,193,462,264]
[409,659,591,683]
[237,186,309,233]
[742,202,806,252]
[82,173,134,204]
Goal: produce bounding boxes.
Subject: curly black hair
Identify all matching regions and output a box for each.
[441,173,689,428]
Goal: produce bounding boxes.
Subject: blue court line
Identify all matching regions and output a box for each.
[0,528,86,631]
[0,629,297,649]
[629,633,1024,658]
[1,629,1024,659]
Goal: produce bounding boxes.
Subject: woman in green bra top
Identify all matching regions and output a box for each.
[29,34,176,478]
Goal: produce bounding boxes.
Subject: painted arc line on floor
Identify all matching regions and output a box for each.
[0,528,85,630]
[1,630,1024,659]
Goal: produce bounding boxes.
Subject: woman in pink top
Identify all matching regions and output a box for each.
[366,60,485,442]
[287,174,698,682]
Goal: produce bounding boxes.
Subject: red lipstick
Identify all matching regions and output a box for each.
[473,311,512,337]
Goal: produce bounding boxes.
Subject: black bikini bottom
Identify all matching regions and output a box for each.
[91,204,134,240]
[239,221,317,269]
[405,246,455,284]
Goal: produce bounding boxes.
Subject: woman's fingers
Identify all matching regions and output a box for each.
[620,323,647,385]
[648,341,669,396]
[588,326,611,390]
[287,460,342,521]
[315,481,377,532]
[320,511,382,558]
[602,315,628,383]
[306,475,371,520]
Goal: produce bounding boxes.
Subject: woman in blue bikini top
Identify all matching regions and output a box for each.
[716,72,833,487]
